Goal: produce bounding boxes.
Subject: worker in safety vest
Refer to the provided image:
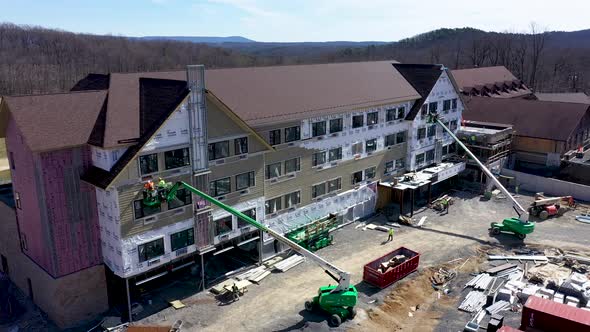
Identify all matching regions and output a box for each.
[144,180,155,191]
[387,228,394,242]
[442,199,449,214]
[157,178,167,200]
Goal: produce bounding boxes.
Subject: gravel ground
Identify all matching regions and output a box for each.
[133,190,590,331]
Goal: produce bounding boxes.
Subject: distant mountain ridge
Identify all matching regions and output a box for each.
[140,36,256,43]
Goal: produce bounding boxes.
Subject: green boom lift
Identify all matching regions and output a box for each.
[428,113,535,239]
[164,181,357,327]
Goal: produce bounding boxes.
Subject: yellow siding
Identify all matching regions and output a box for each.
[119,172,194,238]
[209,154,265,211]
[264,143,406,206]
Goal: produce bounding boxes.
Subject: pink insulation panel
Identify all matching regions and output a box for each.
[6,119,52,273]
[6,117,101,277]
[40,147,101,276]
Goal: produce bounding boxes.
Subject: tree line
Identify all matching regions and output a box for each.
[326,26,589,93]
[0,23,285,95]
[0,23,588,96]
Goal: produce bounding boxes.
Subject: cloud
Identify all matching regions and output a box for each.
[206,0,279,17]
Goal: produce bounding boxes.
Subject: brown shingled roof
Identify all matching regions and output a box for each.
[452,66,532,98]
[205,61,420,126]
[82,78,189,189]
[535,92,590,104]
[464,96,590,141]
[88,61,420,147]
[2,91,107,152]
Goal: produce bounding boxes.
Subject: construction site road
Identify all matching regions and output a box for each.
[136,191,590,331]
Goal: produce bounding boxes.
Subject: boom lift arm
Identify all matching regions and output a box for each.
[167,181,352,292]
[431,115,529,221]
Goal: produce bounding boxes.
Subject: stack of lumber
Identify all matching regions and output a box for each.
[210,278,239,294]
[263,256,284,268]
[458,291,487,313]
[274,255,305,272]
[223,280,251,293]
[466,273,495,291]
[235,266,271,283]
[486,300,510,315]
[377,254,407,273]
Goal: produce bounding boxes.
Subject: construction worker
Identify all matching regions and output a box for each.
[442,199,449,214]
[387,228,394,242]
[144,180,155,191]
[157,178,167,200]
[231,283,240,302]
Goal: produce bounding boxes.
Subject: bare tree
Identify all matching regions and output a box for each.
[468,37,490,67]
[453,39,462,68]
[430,44,442,63]
[528,22,547,91]
[514,34,528,83]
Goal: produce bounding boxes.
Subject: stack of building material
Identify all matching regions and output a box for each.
[466,273,495,291]
[223,279,251,293]
[274,255,305,272]
[496,289,513,303]
[488,255,548,262]
[495,267,522,279]
[263,256,283,269]
[487,263,517,275]
[518,285,540,302]
[235,266,271,283]
[536,287,556,300]
[458,291,487,313]
[486,300,510,315]
[210,278,239,295]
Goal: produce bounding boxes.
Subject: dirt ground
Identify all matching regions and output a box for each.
[131,190,590,332]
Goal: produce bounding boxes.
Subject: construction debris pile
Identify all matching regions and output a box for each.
[456,248,590,328]
[430,268,457,287]
[377,254,407,274]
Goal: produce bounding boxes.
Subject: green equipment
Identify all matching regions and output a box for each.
[165,181,358,327]
[428,113,535,239]
[490,217,535,239]
[285,214,337,251]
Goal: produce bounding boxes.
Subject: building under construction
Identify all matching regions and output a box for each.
[0,61,467,328]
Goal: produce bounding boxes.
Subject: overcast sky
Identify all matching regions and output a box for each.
[2,0,589,42]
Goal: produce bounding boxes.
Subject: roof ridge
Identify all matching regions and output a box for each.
[472,96,590,107]
[4,90,106,98]
[107,60,400,75]
[239,94,419,121]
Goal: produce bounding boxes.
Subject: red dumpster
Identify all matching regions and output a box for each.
[363,247,420,288]
[521,296,590,331]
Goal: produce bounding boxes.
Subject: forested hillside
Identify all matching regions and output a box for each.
[321,27,590,93]
[1,23,589,95]
[0,24,279,95]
